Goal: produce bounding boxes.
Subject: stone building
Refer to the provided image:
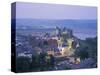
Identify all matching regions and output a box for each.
[55,27,79,56]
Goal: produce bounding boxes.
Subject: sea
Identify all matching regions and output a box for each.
[15,19,97,40]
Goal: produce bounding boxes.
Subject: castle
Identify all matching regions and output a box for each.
[54,27,79,56]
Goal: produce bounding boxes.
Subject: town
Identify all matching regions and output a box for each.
[15,26,97,72]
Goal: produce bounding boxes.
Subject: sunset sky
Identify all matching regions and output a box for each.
[16,2,97,20]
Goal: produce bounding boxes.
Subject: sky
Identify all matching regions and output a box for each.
[15,2,97,20]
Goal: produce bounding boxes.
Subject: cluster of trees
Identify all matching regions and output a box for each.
[75,37,97,67]
[16,53,55,72]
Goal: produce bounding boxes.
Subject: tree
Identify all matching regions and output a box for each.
[85,37,97,61]
[75,46,89,59]
[75,37,97,60]
[16,56,30,72]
